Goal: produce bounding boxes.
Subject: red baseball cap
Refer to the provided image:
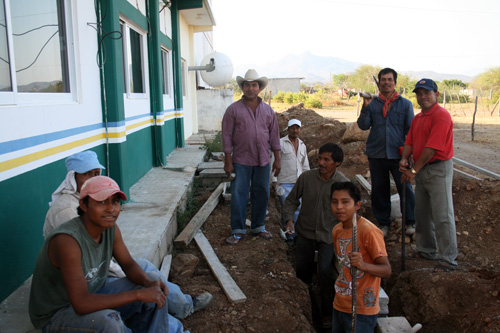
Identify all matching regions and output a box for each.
[80,176,127,201]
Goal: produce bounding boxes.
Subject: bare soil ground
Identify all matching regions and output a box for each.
[173,105,500,333]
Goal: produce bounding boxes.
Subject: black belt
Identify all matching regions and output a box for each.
[425,159,443,166]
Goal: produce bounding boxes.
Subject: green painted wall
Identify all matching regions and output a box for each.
[0,147,107,301]
[120,128,155,191]
[163,119,178,153]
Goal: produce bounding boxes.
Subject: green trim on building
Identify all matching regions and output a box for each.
[170,1,184,147]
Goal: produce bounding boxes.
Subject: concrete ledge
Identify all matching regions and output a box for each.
[0,278,40,332]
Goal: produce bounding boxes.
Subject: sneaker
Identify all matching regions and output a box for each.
[380,226,389,237]
[406,224,415,236]
[193,292,214,313]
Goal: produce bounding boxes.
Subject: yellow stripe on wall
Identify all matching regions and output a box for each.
[0,133,105,173]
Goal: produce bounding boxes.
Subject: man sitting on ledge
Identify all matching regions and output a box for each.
[30,176,177,331]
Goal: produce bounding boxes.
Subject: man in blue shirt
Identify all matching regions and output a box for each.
[357,68,415,237]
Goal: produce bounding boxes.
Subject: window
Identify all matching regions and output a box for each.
[0,0,70,101]
[121,20,147,97]
[161,48,170,96]
[181,59,186,97]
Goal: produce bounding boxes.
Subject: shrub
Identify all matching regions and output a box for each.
[272,91,286,103]
[284,92,294,104]
[200,132,222,156]
[305,96,322,108]
[292,92,308,104]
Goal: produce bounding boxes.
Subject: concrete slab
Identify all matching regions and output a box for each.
[376,316,415,333]
[0,278,40,333]
[119,146,207,267]
[198,161,224,171]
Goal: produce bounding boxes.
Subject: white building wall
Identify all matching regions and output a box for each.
[126,0,146,16]
[266,78,303,97]
[196,89,233,132]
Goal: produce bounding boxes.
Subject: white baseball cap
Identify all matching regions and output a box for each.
[288,119,302,127]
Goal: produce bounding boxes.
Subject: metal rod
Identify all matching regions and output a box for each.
[401,180,406,272]
[351,213,357,332]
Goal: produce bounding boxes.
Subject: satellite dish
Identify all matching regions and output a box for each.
[200,52,233,87]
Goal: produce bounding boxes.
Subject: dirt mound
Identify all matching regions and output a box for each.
[174,104,500,332]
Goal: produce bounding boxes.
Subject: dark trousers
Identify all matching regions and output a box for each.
[295,234,337,318]
[369,158,415,227]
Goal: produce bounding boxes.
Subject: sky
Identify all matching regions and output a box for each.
[211,0,500,77]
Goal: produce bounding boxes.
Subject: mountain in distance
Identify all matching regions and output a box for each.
[403,70,473,83]
[233,52,473,84]
[234,51,362,83]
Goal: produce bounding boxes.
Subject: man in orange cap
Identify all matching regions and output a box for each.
[30,176,177,332]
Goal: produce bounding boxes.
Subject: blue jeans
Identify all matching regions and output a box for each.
[43,271,174,332]
[278,183,300,239]
[107,258,194,319]
[230,163,270,234]
[369,158,415,227]
[332,307,378,333]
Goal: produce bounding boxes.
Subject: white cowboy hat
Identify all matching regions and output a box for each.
[236,69,268,90]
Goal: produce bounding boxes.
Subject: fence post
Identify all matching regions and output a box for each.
[443,90,446,110]
[471,96,478,141]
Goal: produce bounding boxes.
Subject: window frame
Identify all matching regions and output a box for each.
[160,47,171,97]
[120,18,148,100]
[181,58,187,98]
[0,0,76,106]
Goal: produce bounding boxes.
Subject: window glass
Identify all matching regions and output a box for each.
[11,0,69,93]
[128,28,143,93]
[0,0,12,92]
[161,49,169,95]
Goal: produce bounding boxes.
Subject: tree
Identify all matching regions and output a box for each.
[396,74,416,96]
[471,67,500,94]
[332,74,349,90]
[442,79,467,90]
[346,65,382,93]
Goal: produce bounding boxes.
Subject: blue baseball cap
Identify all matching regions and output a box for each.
[413,78,438,92]
[65,151,105,173]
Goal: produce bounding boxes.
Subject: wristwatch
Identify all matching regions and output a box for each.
[411,168,417,174]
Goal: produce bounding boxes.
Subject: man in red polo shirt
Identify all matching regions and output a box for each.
[399,78,457,272]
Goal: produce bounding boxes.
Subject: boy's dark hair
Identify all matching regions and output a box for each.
[378,68,398,85]
[77,196,89,216]
[318,143,344,164]
[330,181,362,203]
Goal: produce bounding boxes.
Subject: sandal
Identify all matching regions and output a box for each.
[434,263,457,273]
[252,230,273,239]
[407,251,433,260]
[226,233,243,245]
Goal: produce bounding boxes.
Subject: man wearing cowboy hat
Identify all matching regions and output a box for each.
[222,69,281,245]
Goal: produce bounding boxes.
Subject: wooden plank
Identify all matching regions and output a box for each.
[174,182,224,246]
[159,254,172,280]
[355,174,372,194]
[452,157,500,180]
[194,230,247,303]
